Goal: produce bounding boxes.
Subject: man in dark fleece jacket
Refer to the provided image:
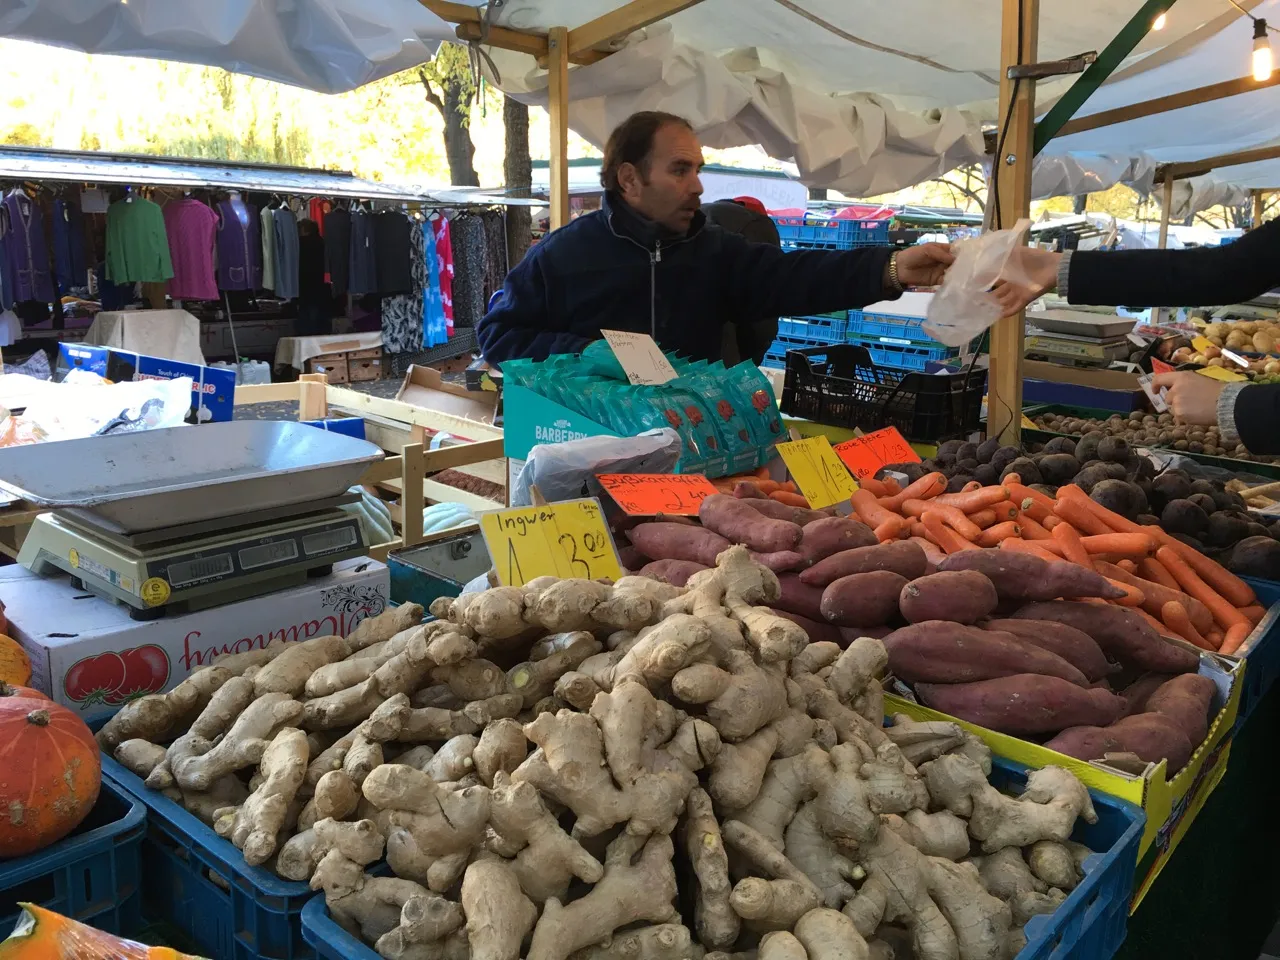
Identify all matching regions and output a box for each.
[477,111,953,367]
[990,220,1280,455]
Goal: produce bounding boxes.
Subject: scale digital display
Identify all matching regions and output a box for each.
[303,525,358,556]
[239,540,299,571]
[167,553,235,587]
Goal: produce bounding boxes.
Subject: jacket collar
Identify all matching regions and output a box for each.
[603,191,705,249]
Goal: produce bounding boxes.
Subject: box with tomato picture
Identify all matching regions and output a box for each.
[0,558,390,722]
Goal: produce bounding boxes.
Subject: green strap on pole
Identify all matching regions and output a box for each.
[1033,0,1179,155]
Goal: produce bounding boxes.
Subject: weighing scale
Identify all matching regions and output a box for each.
[0,421,384,620]
[1024,331,1133,367]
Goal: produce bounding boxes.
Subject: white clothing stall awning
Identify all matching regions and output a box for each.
[0,0,455,93]
[478,0,1230,198]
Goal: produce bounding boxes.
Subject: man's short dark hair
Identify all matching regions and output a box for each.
[600,111,693,192]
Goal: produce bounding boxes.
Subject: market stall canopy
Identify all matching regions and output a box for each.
[476,0,1230,196]
[0,0,455,93]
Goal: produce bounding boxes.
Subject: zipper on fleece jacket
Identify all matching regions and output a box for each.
[650,241,661,339]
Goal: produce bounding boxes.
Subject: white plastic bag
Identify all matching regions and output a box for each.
[513,429,683,507]
[924,219,1033,346]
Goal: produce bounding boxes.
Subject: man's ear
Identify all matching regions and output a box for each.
[616,162,640,197]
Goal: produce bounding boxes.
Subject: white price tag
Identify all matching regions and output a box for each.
[600,330,679,386]
[1221,348,1251,369]
[1137,373,1169,412]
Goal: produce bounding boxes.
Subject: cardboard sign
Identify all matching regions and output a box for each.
[1021,414,1039,430]
[775,436,857,509]
[832,427,920,481]
[480,498,623,586]
[597,473,719,516]
[1137,373,1169,412]
[1195,365,1248,383]
[1151,357,1175,374]
[600,330,678,386]
[1191,335,1216,353]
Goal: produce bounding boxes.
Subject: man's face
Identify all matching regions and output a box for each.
[619,123,704,233]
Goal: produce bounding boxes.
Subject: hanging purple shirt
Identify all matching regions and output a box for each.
[164,198,220,301]
[215,198,262,291]
[1,192,54,304]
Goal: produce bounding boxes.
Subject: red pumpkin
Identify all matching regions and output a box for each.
[0,683,49,703]
[0,701,101,856]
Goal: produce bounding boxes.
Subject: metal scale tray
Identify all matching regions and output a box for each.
[0,421,384,533]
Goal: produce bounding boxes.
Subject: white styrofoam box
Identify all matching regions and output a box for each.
[0,557,390,723]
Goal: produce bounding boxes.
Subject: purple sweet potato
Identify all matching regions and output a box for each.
[899,571,998,625]
[627,522,730,567]
[770,608,843,645]
[820,570,908,627]
[797,516,878,565]
[1144,673,1216,744]
[749,550,807,573]
[774,574,827,622]
[1011,601,1200,674]
[1117,673,1176,719]
[841,625,893,643]
[800,541,928,587]
[1045,713,1193,772]
[915,674,1126,735]
[938,551,1126,602]
[984,619,1116,682]
[638,559,708,587]
[883,622,1087,687]
[699,494,803,554]
[741,498,831,527]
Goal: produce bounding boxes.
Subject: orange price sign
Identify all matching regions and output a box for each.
[1151,357,1175,374]
[596,473,720,516]
[833,427,921,481]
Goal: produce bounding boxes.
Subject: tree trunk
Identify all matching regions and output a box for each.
[441,81,479,187]
[504,95,533,266]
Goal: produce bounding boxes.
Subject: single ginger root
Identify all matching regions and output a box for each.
[214,727,309,866]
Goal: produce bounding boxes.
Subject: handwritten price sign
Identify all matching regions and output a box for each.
[774,436,858,509]
[480,498,623,586]
[596,473,720,516]
[600,329,679,386]
[832,427,920,481]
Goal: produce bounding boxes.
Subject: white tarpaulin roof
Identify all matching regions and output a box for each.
[481,0,1231,197]
[0,0,455,94]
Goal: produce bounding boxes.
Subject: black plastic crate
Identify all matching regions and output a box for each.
[781,343,984,444]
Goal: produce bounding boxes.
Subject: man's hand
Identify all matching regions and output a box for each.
[990,246,1063,315]
[1152,371,1226,426]
[892,243,954,289]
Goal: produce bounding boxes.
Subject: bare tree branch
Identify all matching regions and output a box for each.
[417,69,446,117]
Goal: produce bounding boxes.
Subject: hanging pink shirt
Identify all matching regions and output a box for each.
[163,198,219,301]
[433,217,455,334]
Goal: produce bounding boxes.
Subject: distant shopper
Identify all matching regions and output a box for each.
[477,111,953,366]
[991,220,1280,454]
[296,218,331,336]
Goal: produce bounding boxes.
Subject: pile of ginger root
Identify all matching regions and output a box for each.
[98,545,1101,960]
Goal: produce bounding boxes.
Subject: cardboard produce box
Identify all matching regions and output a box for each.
[0,558,390,724]
[886,652,1241,910]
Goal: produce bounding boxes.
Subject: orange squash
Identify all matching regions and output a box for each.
[0,903,207,958]
[0,683,49,703]
[0,636,30,686]
[0,702,101,856]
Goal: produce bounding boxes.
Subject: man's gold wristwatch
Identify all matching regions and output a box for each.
[887,251,904,293]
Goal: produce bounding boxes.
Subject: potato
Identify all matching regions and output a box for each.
[699,494,803,554]
[1145,673,1216,744]
[796,516,877,565]
[768,608,843,646]
[628,522,730,566]
[937,551,1126,603]
[1044,713,1193,771]
[1118,673,1176,718]
[738,498,830,526]
[637,559,707,587]
[984,619,1115,682]
[884,623,1088,687]
[898,571,998,625]
[1255,332,1276,354]
[1011,601,1201,674]
[773,574,827,622]
[799,540,929,587]
[915,674,1125,736]
[819,570,908,627]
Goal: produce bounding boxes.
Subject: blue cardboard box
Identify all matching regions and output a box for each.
[58,343,237,423]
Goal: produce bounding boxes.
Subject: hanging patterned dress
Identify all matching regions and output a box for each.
[380,217,427,355]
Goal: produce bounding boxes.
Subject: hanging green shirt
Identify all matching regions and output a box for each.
[106,197,174,284]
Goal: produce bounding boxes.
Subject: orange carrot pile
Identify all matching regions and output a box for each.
[846,470,1262,655]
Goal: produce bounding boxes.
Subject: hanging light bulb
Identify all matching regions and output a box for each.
[1152,11,1167,30]
[1255,18,1273,82]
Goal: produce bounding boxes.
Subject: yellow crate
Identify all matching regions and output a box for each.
[886,653,1242,911]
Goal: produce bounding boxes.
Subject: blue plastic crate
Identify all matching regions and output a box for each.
[847,307,932,341]
[777,313,849,343]
[1233,577,1280,729]
[302,895,375,960]
[992,757,1145,960]
[846,335,962,372]
[0,776,144,938]
[772,216,890,250]
[102,754,316,960]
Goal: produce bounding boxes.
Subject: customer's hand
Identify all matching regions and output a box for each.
[1152,371,1225,426]
[989,246,1063,315]
[893,243,954,288]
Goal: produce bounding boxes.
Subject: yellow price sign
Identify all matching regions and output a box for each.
[1191,335,1215,353]
[1021,414,1038,430]
[480,498,623,586]
[1194,365,1248,383]
[774,436,858,509]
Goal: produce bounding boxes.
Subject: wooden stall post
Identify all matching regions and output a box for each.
[548,26,571,230]
[1253,189,1266,228]
[1157,177,1175,249]
[987,0,1040,445]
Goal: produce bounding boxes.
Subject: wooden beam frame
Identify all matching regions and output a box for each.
[548,26,571,230]
[1156,143,1280,183]
[1057,72,1280,139]
[567,0,705,57]
[988,0,1039,446]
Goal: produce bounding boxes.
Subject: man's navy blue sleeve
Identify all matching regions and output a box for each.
[476,248,592,366]
[1234,385,1280,455]
[714,230,896,317]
